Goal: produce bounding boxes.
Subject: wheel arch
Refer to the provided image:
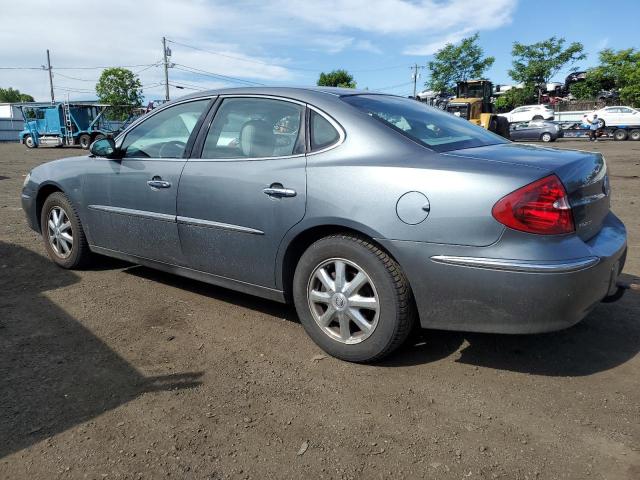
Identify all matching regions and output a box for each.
[34,182,65,233]
[276,219,402,302]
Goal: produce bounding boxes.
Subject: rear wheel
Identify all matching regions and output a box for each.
[541,132,552,143]
[613,129,628,141]
[629,129,640,141]
[40,192,92,269]
[532,115,543,120]
[24,135,37,148]
[293,234,416,362]
[79,134,92,149]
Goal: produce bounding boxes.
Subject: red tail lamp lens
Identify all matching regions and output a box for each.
[492,175,575,235]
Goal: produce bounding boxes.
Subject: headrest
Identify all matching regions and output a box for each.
[239,119,275,157]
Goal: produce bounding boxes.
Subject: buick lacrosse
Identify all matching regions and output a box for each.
[22,87,627,362]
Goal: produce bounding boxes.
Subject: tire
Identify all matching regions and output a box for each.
[629,129,640,141]
[541,132,552,143]
[532,115,543,120]
[40,192,92,269]
[495,116,511,139]
[293,234,416,362]
[24,135,37,148]
[79,134,91,149]
[93,133,106,142]
[613,129,628,141]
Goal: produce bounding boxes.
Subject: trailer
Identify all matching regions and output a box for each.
[18,101,135,149]
[557,121,640,141]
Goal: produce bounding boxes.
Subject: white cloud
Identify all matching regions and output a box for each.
[0,0,517,101]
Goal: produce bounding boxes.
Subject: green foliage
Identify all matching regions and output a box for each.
[95,68,143,120]
[317,69,356,88]
[509,37,585,92]
[317,70,356,88]
[493,86,537,112]
[0,87,35,103]
[426,33,494,92]
[597,48,640,107]
[567,48,640,106]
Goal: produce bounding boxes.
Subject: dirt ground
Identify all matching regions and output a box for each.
[0,139,639,480]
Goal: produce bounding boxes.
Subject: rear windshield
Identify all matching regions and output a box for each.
[342,94,508,152]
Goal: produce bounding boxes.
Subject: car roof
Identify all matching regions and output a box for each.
[174,86,392,104]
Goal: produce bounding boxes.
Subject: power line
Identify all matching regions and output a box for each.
[167,37,412,74]
[370,81,414,92]
[167,38,316,72]
[173,64,266,86]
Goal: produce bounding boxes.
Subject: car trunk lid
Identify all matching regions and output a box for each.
[445,143,610,240]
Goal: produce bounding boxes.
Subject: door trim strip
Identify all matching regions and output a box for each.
[88,205,176,222]
[176,216,264,235]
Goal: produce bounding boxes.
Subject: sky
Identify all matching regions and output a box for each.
[1,0,639,102]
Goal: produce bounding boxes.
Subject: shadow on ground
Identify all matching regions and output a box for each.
[387,272,640,375]
[0,242,203,460]
[125,263,640,377]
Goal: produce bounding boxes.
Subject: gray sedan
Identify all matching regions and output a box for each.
[21,87,627,362]
[510,120,564,142]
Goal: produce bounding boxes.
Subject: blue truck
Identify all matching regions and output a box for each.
[19,102,140,149]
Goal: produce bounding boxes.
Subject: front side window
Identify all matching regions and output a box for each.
[120,99,210,158]
[202,98,304,159]
[310,111,340,150]
[343,94,508,152]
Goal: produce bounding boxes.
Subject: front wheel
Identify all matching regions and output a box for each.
[24,135,37,148]
[541,132,552,142]
[293,234,416,362]
[41,192,92,269]
[629,129,640,141]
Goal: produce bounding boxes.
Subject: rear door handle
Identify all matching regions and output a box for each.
[147,176,171,189]
[263,185,296,198]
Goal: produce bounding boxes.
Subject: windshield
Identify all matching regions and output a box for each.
[342,95,508,152]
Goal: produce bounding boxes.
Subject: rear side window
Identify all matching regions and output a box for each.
[310,111,340,150]
[342,94,508,153]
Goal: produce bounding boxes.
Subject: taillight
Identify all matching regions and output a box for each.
[492,175,574,235]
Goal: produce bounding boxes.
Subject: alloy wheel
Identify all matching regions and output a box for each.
[307,258,380,344]
[47,206,73,258]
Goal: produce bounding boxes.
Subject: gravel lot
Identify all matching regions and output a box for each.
[1,139,639,480]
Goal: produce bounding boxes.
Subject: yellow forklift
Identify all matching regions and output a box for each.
[446,80,510,138]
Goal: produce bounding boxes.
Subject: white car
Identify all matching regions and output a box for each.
[499,104,555,123]
[592,106,640,126]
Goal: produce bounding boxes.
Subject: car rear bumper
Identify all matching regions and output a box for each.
[379,212,627,334]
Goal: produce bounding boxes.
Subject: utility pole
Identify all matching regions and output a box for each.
[162,37,170,101]
[46,49,54,104]
[410,64,425,98]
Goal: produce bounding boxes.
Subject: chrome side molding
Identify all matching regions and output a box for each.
[176,216,264,235]
[430,255,600,273]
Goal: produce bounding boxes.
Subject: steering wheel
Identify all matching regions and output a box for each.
[158,140,187,158]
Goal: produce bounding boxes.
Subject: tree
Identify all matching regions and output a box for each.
[568,48,640,106]
[95,68,143,119]
[426,33,494,92]
[494,86,537,112]
[509,36,586,102]
[317,70,356,88]
[0,87,34,103]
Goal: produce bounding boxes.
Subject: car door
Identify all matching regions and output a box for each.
[83,98,211,264]
[618,107,636,125]
[177,96,307,288]
[510,107,528,123]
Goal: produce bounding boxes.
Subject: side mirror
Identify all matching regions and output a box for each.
[89,137,121,158]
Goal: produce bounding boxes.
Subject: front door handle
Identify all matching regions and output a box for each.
[263,184,296,198]
[147,176,171,189]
